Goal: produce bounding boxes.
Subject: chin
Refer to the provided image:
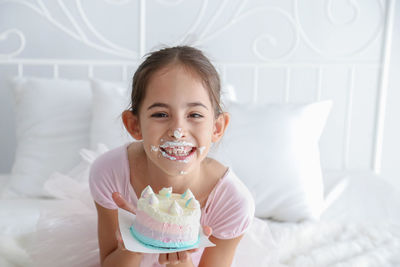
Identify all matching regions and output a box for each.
[165,163,194,176]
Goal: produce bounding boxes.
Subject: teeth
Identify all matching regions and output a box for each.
[163,146,192,156]
[159,141,195,157]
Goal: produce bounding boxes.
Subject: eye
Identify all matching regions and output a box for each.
[189,113,204,118]
[151,112,168,118]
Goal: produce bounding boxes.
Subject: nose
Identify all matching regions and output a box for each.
[169,127,185,139]
[168,114,187,139]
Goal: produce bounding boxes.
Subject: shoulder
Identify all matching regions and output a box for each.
[89,143,127,184]
[89,143,130,209]
[91,143,128,171]
[202,168,255,239]
[213,169,255,213]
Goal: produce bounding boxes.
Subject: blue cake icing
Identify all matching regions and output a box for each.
[130,225,200,250]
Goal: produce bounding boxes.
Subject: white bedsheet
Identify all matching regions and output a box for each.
[322,172,400,224]
[1,173,400,266]
[267,220,400,267]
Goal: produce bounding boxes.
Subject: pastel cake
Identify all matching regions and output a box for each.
[130,185,201,249]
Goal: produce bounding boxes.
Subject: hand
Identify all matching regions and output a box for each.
[112,192,136,214]
[112,192,137,252]
[112,192,213,265]
[158,225,212,265]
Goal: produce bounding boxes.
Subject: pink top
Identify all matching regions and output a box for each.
[89,142,255,267]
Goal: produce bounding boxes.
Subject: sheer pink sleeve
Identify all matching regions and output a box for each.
[89,144,133,210]
[201,170,255,240]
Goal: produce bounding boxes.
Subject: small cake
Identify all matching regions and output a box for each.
[130,185,201,249]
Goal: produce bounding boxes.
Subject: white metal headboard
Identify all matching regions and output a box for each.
[0,0,396,175]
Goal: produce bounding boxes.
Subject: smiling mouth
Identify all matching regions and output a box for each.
[159,141,196,161]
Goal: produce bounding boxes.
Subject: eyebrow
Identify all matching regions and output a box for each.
[147,102,208,110]
[147,102,169,110]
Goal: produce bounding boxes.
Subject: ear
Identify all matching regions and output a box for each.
[122,110,143,140]
[212,112,230,143]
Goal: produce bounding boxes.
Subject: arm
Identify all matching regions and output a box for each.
[95,202,143,267]
[198,234,244,267]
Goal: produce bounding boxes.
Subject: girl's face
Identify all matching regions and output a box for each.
[137,64,221,176]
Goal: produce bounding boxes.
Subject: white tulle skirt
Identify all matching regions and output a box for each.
[27,161,280,266]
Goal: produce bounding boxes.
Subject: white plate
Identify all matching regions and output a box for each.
[118,208,216,253]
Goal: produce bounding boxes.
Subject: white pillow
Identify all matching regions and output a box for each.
[210,100,332,222]
[44,143,109,206]
[7,77,91,197]
[90,79,134,149]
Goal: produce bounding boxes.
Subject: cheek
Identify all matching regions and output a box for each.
[195,122,215,141]
[141,121,163,138]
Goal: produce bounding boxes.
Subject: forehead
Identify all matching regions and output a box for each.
[144,64,212,104]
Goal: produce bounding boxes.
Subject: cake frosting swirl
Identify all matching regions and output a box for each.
[130,185,201,249]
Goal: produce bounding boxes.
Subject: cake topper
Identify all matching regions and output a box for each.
[168,200,183,216]
[159,187,172,198]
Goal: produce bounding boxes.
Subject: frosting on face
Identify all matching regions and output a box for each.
[150,140,207,164]
[159,141,196,163]
[198,146,206,155]
[160,141,195,149]
[173,128,183,139]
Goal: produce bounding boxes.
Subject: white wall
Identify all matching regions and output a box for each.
[381,1,400,189]
[0,0,399,188]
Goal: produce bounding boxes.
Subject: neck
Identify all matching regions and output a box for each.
[143,154,202,195]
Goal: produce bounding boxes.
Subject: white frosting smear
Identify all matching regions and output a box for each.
[173,128,183,139]
[198,146,206,155]
[159,141,195,162]
[177,158,191,163]
[160,141,195,148]
[160,150,177,161]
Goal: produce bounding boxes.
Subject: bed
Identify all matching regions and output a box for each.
[1,0,400,266]
[1,81,400,267]
[1,170,400,266]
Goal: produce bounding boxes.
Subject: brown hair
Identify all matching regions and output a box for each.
[129,46,223,116]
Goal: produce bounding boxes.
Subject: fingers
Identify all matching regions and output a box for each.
[202,225,212,237]
[159,253,168,265]
[186,248,199,254]
[177,251,188,262]
[168,252,179,265]
[158,251,190,265]
[112,192,136,214]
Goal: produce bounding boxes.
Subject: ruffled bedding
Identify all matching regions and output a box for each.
[1,171,400,267]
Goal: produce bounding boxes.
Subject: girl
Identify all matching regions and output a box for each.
[89,46,255,267]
